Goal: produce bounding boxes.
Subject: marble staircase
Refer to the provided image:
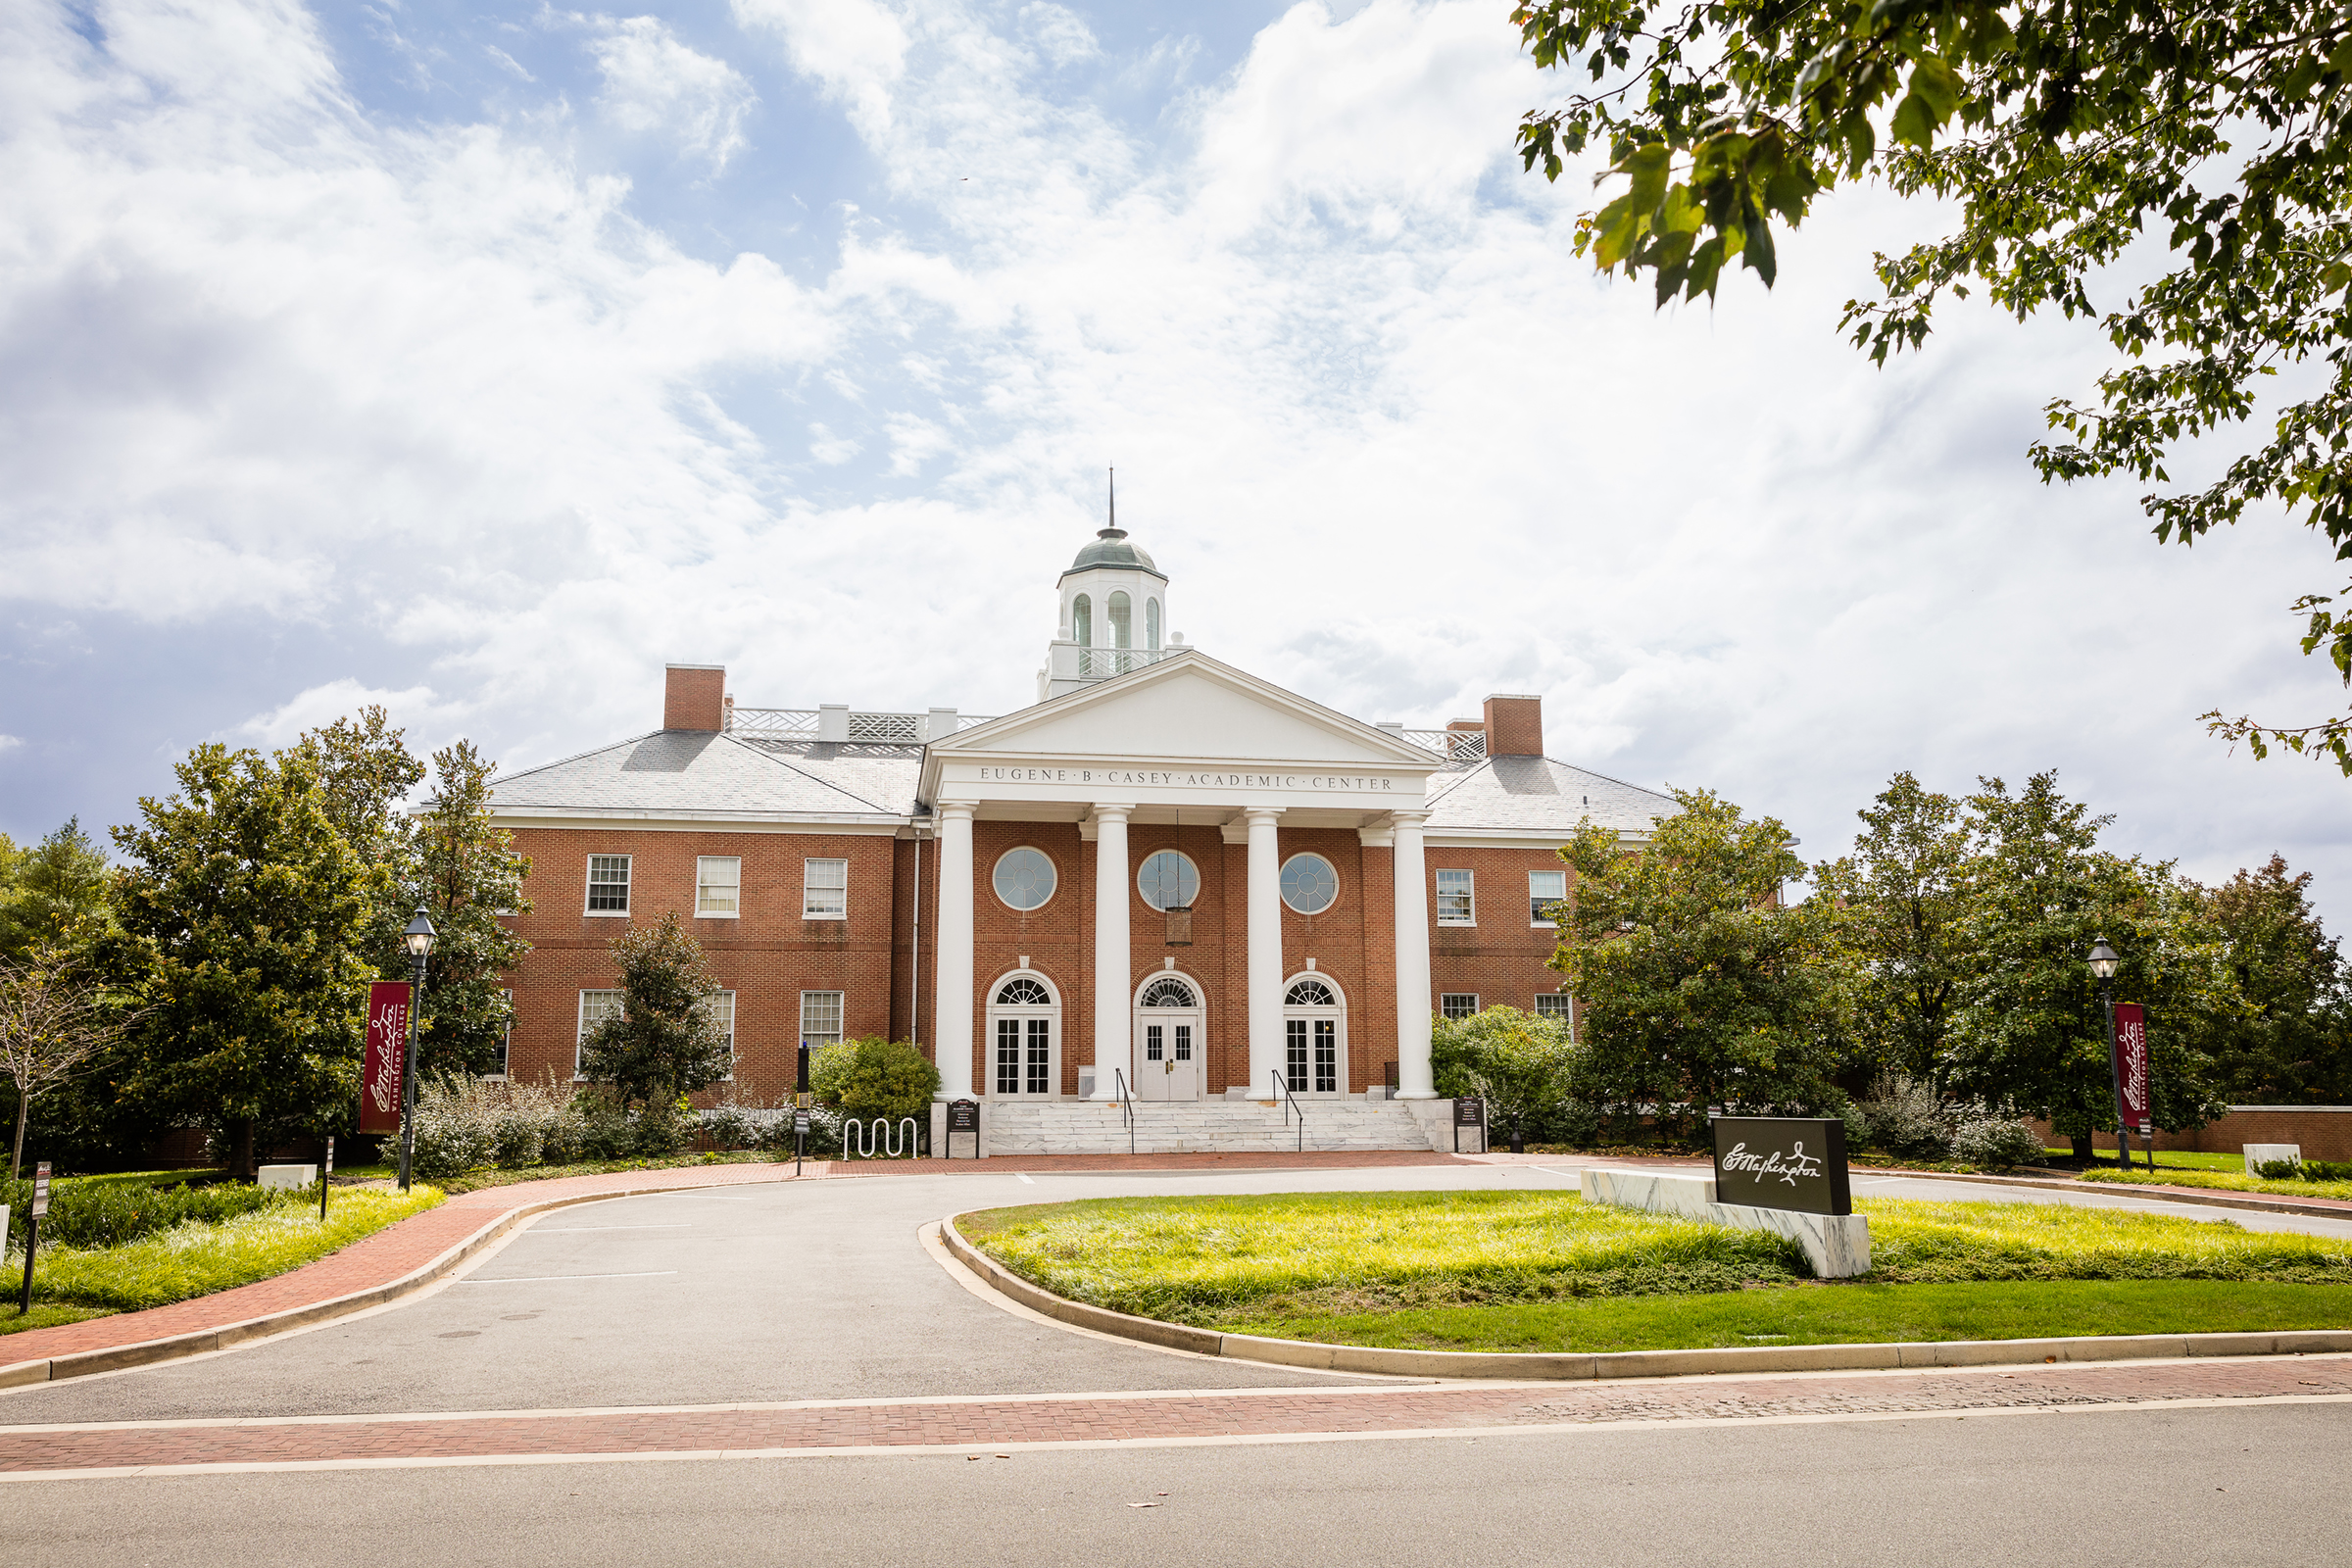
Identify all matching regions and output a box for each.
[984,1098,1440,1155]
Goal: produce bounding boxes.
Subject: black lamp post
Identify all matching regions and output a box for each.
[2086,937,2125,1169]
[398,906,437,1191]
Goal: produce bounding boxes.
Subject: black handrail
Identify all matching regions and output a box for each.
[1112,1068,1135,1156]
[1269,1068,1303,1153]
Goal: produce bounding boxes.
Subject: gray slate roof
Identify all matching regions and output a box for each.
[1423,755,1677,836]
[492,731,918,818]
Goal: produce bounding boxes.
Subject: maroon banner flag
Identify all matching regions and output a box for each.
[362,982,411,1134]
[2112,1003,2151,1126]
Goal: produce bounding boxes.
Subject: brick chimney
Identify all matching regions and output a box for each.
[664,664,726,732]
[1482,693,1544,757]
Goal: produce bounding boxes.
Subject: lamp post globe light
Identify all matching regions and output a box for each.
[2085,937,2125,1168]
[398,906,437,1191]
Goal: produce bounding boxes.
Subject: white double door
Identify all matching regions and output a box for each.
[1135,974,1203,1101]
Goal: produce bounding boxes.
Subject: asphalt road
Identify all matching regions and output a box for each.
[6,1161,2351,1427]
[12,1400,2348,1568]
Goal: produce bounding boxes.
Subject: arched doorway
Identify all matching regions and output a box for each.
[1283,976,1348,1096]
[986,972,1059,1097]
[1134,972,1204,1101]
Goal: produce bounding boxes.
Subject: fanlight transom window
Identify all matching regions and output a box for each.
[996,977,1053,1006]
[1285,979,1338,1007]
[1140,977,1198,1007]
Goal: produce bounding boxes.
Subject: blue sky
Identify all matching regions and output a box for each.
[3,0,2348,923]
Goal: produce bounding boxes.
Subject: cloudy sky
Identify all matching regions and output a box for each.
[3,0,2346,921]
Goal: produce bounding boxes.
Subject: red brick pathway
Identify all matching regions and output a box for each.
[7,1357,2349,1476]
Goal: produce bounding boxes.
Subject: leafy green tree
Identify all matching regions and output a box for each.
[1549,789,1845,1138]
[2196,855,2352,1102]
[0,819,115,964]
[1512,0,2352,764]
[0,951,136,1177]
[579,914,731,1114]
[1431,1004,1580,1130]
[410,742,532,1077]
[1939,773,2235,1153]
[106,746,382,1177]
[1813,772,1972,1080]
[811,1037,942,1120]
[296,713,531,1078]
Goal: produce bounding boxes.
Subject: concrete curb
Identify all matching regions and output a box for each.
[0,1173,805,1391]
[1865,1166,2352,1221]
[939,1213,2352,1382]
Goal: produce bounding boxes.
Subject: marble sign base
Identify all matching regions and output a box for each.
[1581,1167,1872,1279]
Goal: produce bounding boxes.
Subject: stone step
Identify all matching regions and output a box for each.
[980,1097,1435,1154]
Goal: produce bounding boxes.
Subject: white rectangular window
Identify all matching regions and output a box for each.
[1437,869,1475,925]
[1529,869,1567,926]
[1440,993,1480,1020]
[803,858,848,919]
[800,990,844,1048]
[697,857,742,917]
[701,991,737,1077]
[576,989,622,1075]
[1532,994,1573,1022]
[586,855,631,914]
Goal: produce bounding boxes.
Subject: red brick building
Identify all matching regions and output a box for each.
[488,525,1673,1150]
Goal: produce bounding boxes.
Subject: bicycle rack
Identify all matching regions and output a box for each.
[841,1116,921,1158]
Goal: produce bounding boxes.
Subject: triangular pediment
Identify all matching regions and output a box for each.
[936,653,1431,768]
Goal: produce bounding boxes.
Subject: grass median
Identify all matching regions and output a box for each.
[960,1191,2352,1354]
[3,1185,445,1335]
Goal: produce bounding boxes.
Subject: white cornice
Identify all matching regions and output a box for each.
[490,808,907,835]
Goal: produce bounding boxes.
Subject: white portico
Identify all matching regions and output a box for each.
[919,651,1442,1105]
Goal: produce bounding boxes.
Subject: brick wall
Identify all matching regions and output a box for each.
[2035,1107,2352,1163]
[1425,845,1574,1027]
[501,824,902,1104]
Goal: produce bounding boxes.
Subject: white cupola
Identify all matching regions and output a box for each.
[1038,475,1182,700]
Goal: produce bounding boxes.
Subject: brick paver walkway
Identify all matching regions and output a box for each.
[7,1356,2348,1476]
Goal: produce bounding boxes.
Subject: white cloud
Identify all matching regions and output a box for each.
[233,680,473,753]
[1018,3,1098,68]
[0,736,23,756]
[1,0,2345,923]
[589,16,757,172]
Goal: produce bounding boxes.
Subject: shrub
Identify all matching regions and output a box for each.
[1950,1115,2046,1172]
[2255,1157,2352,1182]
[1432,1006,1579,1123]
[1854,1074,1954,1159]
[2,1174,286,1250]
[811,1038,940,1119]
[405,1071,590,1178]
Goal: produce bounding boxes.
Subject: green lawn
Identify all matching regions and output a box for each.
[7,1185,445,1320]
[2080,1167,2352,1201]
[963,1191,2352,1351]
[1228,1280,2352,1352]
[2047,1149,2254,1173]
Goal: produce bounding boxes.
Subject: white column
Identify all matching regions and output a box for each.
[1392,810,1435,1098]
[1246,806,1284,1096]
[1090,805,1133,1100]
[931,801,975,1100]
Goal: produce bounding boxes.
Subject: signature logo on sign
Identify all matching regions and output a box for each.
[1720,1141,1824,1187]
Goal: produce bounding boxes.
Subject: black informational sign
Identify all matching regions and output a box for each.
[794,1112,811,1138]
[946,1098,980,1158]
[28,1162,49,1220]
[1452,1097,1486,1154]
[1711,1117,1851,1216]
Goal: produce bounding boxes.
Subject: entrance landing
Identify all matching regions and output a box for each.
[985,1099,1438,1155]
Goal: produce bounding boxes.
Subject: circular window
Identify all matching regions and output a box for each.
[993,847,1057,911]
[1280,853,1339,914]
[1136,850,1200,911]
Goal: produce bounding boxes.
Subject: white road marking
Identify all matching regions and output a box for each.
[528,1225,694,1233]
[1015,1173,1036,1185]
[456,1271,679,1285]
